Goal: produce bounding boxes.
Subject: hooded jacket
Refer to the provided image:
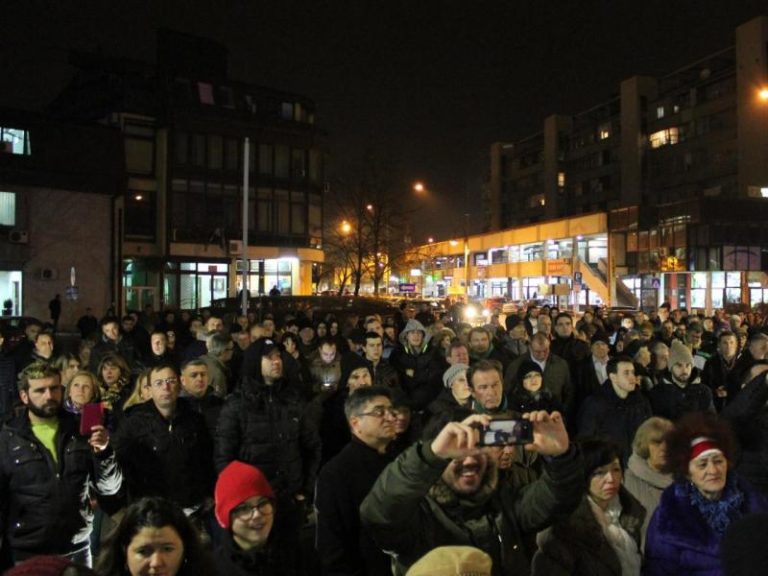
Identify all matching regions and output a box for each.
[390,320,441,411]
[214,340,321,497]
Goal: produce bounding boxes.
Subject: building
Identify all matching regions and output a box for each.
[49,30,326,313]
[481,15,768,311]
[0,108,122,326]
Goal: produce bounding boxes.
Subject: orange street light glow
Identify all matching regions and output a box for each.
[760,87,768,101]
[413,182,425,193]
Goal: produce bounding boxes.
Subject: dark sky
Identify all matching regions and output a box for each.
[1,1,765,240]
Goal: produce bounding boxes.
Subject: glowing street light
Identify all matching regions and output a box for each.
[759,87,768,101]
[340,220,352,234]
[413,181,425,193]
[427,236,434,243]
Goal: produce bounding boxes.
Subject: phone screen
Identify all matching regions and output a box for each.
[79,403,104,436]
[478,419,534,446]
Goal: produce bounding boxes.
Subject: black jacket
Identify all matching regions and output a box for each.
[315,438,394,576]
[576,381,652,463]
[389,345,441,411]
[215,377,321,498]
[648,369,715,421]
[113,398,214,508]
[0,411,122,558]
[213,530,297,576]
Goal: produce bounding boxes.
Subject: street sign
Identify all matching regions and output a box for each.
[651,278,661,289]
[574,271,583,283]
[399,283,416,293]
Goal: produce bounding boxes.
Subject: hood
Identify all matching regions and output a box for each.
[399,319,431,347]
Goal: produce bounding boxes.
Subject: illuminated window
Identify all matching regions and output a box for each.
[557,172,566,187]
[656,106,665,119]
[649,127,679,148]
[598,122,611,140]
[0,192,16,226]
[0,127,31,155]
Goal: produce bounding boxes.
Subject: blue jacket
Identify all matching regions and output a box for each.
[644,476,768,576]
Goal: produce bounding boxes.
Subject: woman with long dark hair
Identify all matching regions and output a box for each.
[95,497,215,576]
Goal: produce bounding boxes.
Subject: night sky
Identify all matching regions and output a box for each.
[1,1,765,240]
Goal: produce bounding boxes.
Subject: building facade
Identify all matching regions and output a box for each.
[483,15,768,311]
[0,108,121,326]
[49,30,326,314]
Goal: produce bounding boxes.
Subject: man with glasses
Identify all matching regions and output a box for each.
[0,361,121,568]
[113,362,214,519]
[315,386,398,576]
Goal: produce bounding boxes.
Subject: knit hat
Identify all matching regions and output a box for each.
[668,339,694,367]
[406,546,492,576]
[689,436,722,463]
[516,360,543,382]
[443,363,469,388]
[4,556,88,576]
[340,352,373,389]
[215,461,274,529]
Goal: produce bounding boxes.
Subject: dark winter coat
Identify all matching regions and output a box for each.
[700,353,737,411]
[315,437,394,576]
[644,476,768,576]
[215,377,321,498]
[213,529,298,576]
[577,381,652,463]
[113,398,214,508]
[89,335,138,372]
[389,345,442,411]
[722,371,768,494]
[509,385,564,417]
[648,369,715,421]
[0,411,122,558]
[505,353,574,418]
[360,441,584,576]
[532,487,645,576]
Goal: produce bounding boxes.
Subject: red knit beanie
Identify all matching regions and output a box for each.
[215,461,274,529]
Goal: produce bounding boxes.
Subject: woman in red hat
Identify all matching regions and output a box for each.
[213,461,298,575]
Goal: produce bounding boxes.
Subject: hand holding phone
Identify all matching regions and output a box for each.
[477,419,534,446]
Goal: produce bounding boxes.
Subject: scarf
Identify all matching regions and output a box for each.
[588,495,642,576]
[684,477,744,536]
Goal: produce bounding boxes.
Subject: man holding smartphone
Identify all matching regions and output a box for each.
[0,361,122,568]
[361,410,583,575]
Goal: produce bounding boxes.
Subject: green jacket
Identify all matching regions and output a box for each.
[360,441,584,576]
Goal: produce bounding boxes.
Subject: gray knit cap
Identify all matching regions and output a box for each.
[443,363,469,388]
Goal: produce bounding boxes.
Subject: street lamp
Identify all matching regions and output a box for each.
[759,87,768,101]
[413,181,425,193]
[340,220,352,235]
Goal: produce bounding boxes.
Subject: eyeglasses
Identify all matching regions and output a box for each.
[232,498,274,520]
[358,406,398,419]
[150,377,178,389]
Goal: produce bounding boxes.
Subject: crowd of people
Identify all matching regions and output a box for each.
[1,299,768,575]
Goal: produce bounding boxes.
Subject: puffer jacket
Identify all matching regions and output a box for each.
[390,321,441,411]
[0,411,122,557]
[360,440,584,576]
[214,377,321,497]
[113,398,214,508]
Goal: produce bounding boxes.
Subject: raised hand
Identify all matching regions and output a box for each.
[522,411,569,457]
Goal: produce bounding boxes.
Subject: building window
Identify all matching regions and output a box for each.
[557,172,566,188]
[309,149,322,182]
[528,193,545,208]
[656,105,665,119]
[125,137,154,175]
[291,148,306,179]
[0,192,16,226]
[259,144,273,175]
[0,127,31,155]
[198,82,215,105]
[224,138,239,171]
[280,102,294,120]
[291,191,306,234]
[274,145,290,178]
[257,188,272,232]
[174,132,188,165]
[598,122,611,140]
[649,127,679,148]
[191,134,206,166]
[218,87,235,109]
[275,189,290,233]
[125,190,155,239]
[207,135,223,170]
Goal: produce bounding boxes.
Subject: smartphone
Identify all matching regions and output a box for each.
[79,403,104,436]
[477,419,534,446]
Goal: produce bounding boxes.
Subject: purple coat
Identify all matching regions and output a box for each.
[644,476,768,576]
